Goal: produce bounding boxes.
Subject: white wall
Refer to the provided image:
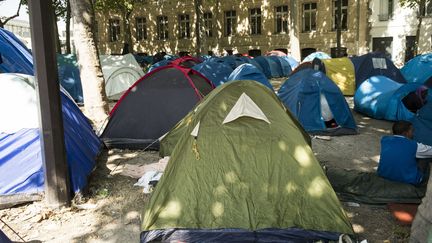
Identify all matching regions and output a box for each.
[369,0,432,66]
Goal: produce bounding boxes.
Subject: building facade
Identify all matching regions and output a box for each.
[369,0,432,66]
[95,0,369,60]
[4,19,32,48]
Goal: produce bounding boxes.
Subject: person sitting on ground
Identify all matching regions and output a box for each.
[402,85,428,114]
[377,120,432,185]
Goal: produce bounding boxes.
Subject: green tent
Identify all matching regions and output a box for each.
[141,81,353,242]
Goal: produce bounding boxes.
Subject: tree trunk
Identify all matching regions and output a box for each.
[54,15,62,53]
[289,0,301,61]
[194,0,203,56]
[336,0,342,57]
[70,0,109,125]
[123,10,133,54]
[66,0,71,54]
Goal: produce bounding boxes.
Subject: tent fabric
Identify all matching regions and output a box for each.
[0,28,33,75]
[278,69,357,135]
[192,61,234,86]
[57,54,84,103]
[170,56,201,68]
[141,228,345,243]
[410,97,432,146]
[326,168,426,205]
[254,56,284,78]
[267,56,292,77]
[401,53,432,84]
[227,63,273,90]
[350,52,406,87]
[281,56,299,69]
[101,65,214,150]
[0,73,100,197]
[302,52,331,63]
[0,229,12,243]
[354,76,421,121]
[313,57,356,96]
[143,80,353,242]
[100,54,145,100]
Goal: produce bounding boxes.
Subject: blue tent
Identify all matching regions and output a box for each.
[411,97,432,146]
[57,54,84,103]
[302,52,331,63]
[1,80,99,202]
[0,28,33,75]
[148,59,173,73]
[227,63,273,90]
[0,230,11,243]
[192,61,234,86]
[267,56,292,76]
[401,53,432,84]
[254,56,283,78]
[282,56,299,69]
[278,69,357,135]
[354,76,422,121]
[350,52,406,87]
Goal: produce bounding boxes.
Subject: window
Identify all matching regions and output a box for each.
[275,5,289,34]
[225,10,237,36]
[157,15,169,40]
[250,8,261,35]
[333,0,348,30]
[204,12,213,37]
[108,19,120,42]
[379,0,393,20]
[135,17,147,41]
[420,0,432,16]
[303,3,317,32]
[178,14,190,39]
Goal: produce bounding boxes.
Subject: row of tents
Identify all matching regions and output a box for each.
[1,26,432,241]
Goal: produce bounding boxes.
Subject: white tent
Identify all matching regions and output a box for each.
[100,54,145,100]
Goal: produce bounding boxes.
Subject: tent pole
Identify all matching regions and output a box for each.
[28,0,71,207]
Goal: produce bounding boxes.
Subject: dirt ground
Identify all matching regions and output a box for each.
[0,79,413,243]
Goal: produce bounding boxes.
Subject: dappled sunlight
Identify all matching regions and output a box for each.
[278,140,287,151]
[224,171,239,184]
[293,146,312,168]
[212,202,224,217]
[307,177,326,198]
[213,185,228,196]
[159,200,182,219]
[285,182,298,194]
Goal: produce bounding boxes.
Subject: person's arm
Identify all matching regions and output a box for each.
[416,143,432,158]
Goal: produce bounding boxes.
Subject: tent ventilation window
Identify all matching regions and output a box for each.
[223,93,270,124]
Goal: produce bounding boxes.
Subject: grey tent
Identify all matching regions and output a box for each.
[101,65,214,149]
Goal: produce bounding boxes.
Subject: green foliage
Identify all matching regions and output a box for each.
[22,0,68,19]
[94,0,140,15]
[399,0,426,10]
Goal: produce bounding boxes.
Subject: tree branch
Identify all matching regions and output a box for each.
[2,0,23,25]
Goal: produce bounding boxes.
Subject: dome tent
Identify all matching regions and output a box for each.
[100,53,145,100]
[0,74,100,205]
[350,52,406,87]
[278,69,357,135]
[144,80,354,242]
[0,28,33,75]
[354,76,422,121]
[312,57,356,96]
[101,65,214,150]
[227,63,273,90]
[401,53,432,85]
